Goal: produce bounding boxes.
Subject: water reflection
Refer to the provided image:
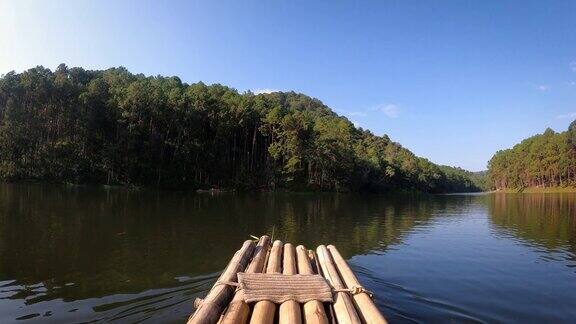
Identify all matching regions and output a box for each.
[0,185,575,322]
[488,193,576,259]
[0,185,470,322]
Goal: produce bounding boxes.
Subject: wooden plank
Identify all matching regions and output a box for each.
[316,245,361,324]
[219,235,271,324]
[249,240,283,324]
[327,245,387,324]
[296,245,329,324]
[188,240,255,324]
[279,243,302,324]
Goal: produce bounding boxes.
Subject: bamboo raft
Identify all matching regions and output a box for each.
[188,236,387,324]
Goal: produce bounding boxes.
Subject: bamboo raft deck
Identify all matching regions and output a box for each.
[188,236,387,324]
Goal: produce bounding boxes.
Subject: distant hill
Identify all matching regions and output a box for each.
[0,64,481,192]
[438,166,488,192]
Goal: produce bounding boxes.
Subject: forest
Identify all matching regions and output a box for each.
[0,65,483,193]
[488,121,576,190]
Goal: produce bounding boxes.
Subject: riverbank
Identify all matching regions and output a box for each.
[492,187,576,193]
[0,180,481,195]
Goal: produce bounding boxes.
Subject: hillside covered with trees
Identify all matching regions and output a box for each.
[488,121,576,190]
[0,65,482,192]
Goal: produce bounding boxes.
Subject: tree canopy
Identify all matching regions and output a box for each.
[488,121,576,190]
[0,65,482,192]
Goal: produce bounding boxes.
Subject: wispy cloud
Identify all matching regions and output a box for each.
[341,103,401,119]
[536,84,549,91]
[336,109,368,118]
[253,88,279,94]
[347,111,367,117]
[557,112,576,119]
[378,104,400,118]
[570,61,576,72]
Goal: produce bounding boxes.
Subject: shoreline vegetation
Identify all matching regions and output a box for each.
[491,187,576,194]
[487,121,576,190]
[8,181,572,195]
[0,65,485,193]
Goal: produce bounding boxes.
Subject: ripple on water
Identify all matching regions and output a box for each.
[350,262,488,323]
[1,272,218,323]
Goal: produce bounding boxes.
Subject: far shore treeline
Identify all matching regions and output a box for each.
[0,65,484,192]
[488,121,576,190]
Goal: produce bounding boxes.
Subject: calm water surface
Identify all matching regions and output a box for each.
[0,184,575,323]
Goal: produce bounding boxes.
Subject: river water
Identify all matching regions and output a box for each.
[0,184,575,323]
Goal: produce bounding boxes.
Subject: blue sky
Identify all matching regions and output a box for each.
[1,1,575,171]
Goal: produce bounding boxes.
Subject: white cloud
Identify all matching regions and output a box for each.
[557,112,576,119]
[379,104,400,118]
[570,61,576,72]
[253,88,279,94]
[536,84,549,91]
[570,81,576,86]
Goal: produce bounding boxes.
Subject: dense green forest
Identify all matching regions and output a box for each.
[488,121,576,190]
[0,65,482,192]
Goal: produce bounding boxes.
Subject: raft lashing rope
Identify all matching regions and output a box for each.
[211,274,373,303]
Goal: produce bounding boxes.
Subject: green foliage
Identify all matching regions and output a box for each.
[487,123,576,190]
[438,166,489,192]
[0,65,481,192]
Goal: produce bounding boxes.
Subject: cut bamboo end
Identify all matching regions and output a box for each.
[219,235,271,324]
[296,245,314,275]
[327,245,388,324]
[247,235,271,272]
[282,243,297,275]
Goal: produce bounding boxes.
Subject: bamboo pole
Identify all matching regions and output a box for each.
[296,245,328,324]
[327,245,387,324]
[310,250,336,324]
[316,245,361,324]
[249,240,283,324]
[188,240,256,324]
[279,243,302,324]
[219,235,271,324]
